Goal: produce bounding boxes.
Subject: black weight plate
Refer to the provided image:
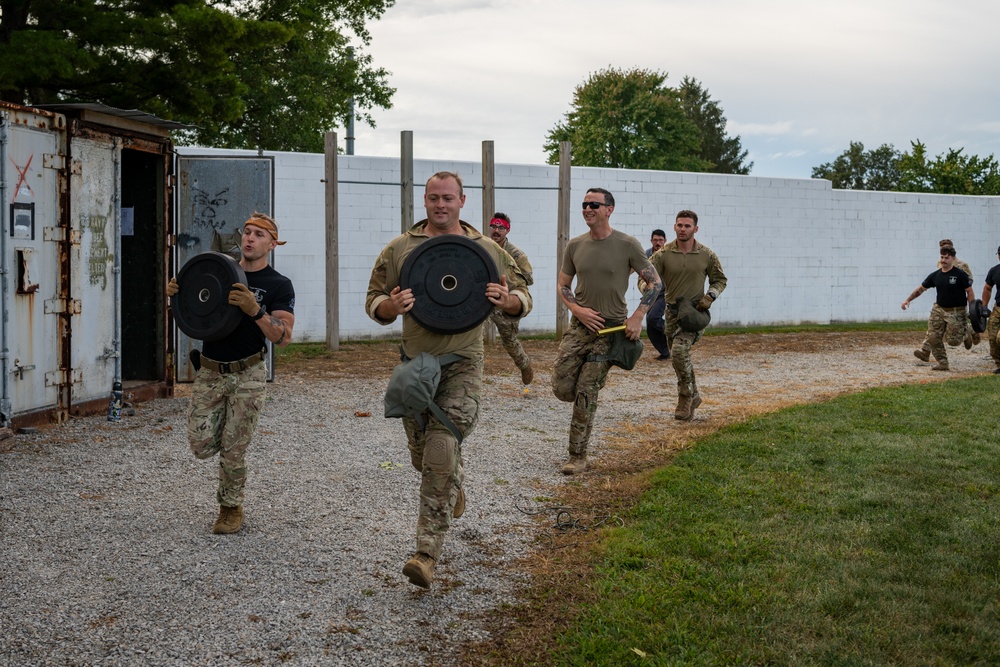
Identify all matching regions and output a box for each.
[970,299,989,334]
[174,251,247,341]
[400,235,500,334]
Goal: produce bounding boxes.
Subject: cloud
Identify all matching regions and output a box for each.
[765,150,808,160]
[728,121,795,137]
[972,122,1000,135]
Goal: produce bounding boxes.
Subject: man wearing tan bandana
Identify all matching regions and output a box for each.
[167,212,295,534]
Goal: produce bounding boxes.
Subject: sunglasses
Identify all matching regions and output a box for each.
[581,201,608,210]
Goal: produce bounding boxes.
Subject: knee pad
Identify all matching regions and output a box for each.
[552,379,576,403]
[423,432,456,473]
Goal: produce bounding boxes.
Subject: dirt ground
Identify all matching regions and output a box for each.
[280,330,921,379]
[273,328,985,667]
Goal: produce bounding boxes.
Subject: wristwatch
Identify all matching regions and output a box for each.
[707,290,718,301]
[252,305,266,321]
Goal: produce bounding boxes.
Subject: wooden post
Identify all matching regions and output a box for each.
[482,140,495,235]
[482,140,497,344]
[401,131,414,234]
[324,131,340,351]
[556,141,572,338]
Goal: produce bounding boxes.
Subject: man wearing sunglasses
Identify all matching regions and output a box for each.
[552,188,662,475]
[488,212,535,384]
[639,229,670,360]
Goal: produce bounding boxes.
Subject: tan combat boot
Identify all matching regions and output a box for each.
[932,363,950,371]
[402,552,436,589]
[913,349,930,362]
[690,393,703,419]
[560,454,587,475]
[520,362,534,385]
[212,505,244,534]
[453,487,465,519]
[675,394,693,421]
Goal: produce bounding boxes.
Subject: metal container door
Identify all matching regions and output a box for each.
[175,156,274,382]
[1,110,64,421]
[69,136,120,404]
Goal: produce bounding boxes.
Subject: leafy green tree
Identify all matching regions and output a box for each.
[0,0,394,152]
[811,141,901,191]
[677,76,752,174]
[899,141,1000,196]
[543,67,709,172]
[814,140,1000,195]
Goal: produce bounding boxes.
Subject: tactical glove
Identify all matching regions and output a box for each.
[695,294,715,312]
[166,277,179,297]
[229,282,260,317]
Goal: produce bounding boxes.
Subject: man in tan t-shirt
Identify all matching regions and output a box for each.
[551,187,661,475]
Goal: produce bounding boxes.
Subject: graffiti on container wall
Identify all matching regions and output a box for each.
[191,186,231,230]
[82,214,110,289]
[10,154,35,200]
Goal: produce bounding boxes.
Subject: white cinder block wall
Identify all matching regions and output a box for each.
[177,147,1000,342]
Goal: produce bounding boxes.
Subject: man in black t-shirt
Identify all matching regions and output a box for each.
[980,246,1000,373]
[901,245,973,371]
[167,212,295,534]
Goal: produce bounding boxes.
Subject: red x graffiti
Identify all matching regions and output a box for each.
[10,154,34,199]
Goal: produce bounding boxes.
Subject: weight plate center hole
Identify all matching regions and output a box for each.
[198,288,211,303]
[441,275,458,291]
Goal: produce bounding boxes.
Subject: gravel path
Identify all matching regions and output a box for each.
[0,334,991,666]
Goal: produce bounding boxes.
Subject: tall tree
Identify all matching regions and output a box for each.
[811,141,901,191]
[677,76,752,175]
[543,67,709,172]
[0,0,394,152]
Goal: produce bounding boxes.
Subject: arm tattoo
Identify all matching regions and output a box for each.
[560,285,578,306]
[637,266,661,309]
[908,287,924,302]
[268,315,287,345]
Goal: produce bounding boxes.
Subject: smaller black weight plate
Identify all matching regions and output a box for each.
[174,252,247,341]
[400,235,500,334]
[970,299,990,334]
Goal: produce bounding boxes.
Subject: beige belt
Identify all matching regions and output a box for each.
[201,349,266,374]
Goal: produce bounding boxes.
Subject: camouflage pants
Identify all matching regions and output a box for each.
[402,355,482,560]
[187,361,267,507]
[987,307,1000,369]
[489,308,530,370]
[551,320,612,457]
[921,312,974,352]
[926,304,967,364]
[664,307,703,397]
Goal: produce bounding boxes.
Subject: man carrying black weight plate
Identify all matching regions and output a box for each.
[366,171,531,589]
[167,212,295,534]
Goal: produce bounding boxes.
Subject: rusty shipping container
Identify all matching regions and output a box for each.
[1,102,183,428]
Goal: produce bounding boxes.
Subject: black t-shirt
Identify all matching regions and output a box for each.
[922,267,971,308]
[985,263,1000,305]
[203,264,295,362]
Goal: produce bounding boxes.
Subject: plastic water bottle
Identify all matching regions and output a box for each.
[107,381,123,422]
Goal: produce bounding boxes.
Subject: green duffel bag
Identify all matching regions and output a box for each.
[384,351,464,443]
[587,330,644,371]
[676,296,711,333]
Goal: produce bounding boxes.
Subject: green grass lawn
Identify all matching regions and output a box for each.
[558,377,1000,666]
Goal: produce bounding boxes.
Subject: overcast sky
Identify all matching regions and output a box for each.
[346,0,1000,180]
